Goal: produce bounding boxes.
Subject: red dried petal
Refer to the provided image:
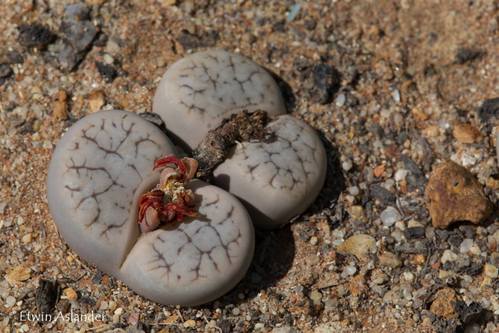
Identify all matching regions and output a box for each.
[153,155,186,175]
[138,190,163,223]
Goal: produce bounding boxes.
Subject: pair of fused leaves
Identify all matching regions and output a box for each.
[47,50,326,306]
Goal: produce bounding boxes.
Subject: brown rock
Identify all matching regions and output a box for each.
[452,122,481,143]
[348,274,366,297]
[6,265,31,284]
[425,161,493,228]
[422,124,440,138]
[337,234,377,261]
[378,251,402,268]
[430,288,457,319]
[412,106,430,121]
[52,90,68,120]
[88,90,106,113]
[63,287,78,301]
[373,164,385,177]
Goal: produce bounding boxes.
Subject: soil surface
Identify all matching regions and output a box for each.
[0,1,498,332]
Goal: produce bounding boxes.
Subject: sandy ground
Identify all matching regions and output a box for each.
[0,1,498,332]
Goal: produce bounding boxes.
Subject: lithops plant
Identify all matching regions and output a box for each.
[153,49,286,149]
[153,50,327,228]
[213,115,327,228]
[47,110,254,306]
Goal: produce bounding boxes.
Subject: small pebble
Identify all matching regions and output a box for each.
[370,270,387,285]
[0,64,13,85]
[441,249,458,264]
[335,93,346,107]
[452,122,481,144]
[254,323,265,331]
[459,239,475,254]
[6,265,31,284]
[347,186,360,196]
[404,227,425,239]
[391,88,400,103]
[341,264,357,277]
[88,90,106,113]
[310,236,318,245]
[337,234,376,261]
[18,23,56,49]
[63,287,77,301]
[380,206,402,227]
[99,300,108,310]
[307,63,341,104]
[52,90,68,120]
[183,319,196,328]
[394,169,408,182]
[21,233,32,244]
[379,251,401,268]
[477,97,499,124]
[103,54,114,65]
[483,264,498,278]
[402,272,414,282]
[309,290,322,306]
[96,61,119,82]
[342,159,353,171]
[5,296,16,308]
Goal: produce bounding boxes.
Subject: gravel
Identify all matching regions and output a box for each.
[0,1,497,332]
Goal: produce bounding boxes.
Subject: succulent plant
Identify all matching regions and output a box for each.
[47,50,327,305]
[47,110,254,306]
[153,49,286,149]
[154,50,327,228]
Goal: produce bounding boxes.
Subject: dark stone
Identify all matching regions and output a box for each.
[457,261,483,276]
[455,47,484,64]
[35,279,60,320]
[0,64,13,85]
[6,50,24,64]
[435,229,450,241]
[308,63,341,104]
[176,29,218,50]
[400,154,424,178]
[369,184,396,205]
[61,20,97,52]
[368,124,384,138]
[93,32,108,47]
[405,227,426,239]
[459,225,475,239]
[304,19,317,30]
[78,294,96,305]
[52,41,85,71]
[18,23,57,49]
[477,97,499,124]
[218,319,233,333]
[431,318,459,333]
[394,240,428,254]
[272,20,286,32]
[92,271,103,284]
[447,232,464,249]
[49,3,97,72]
[454,301,493,326]
[96,61,118,82]
[64,3,91,20]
